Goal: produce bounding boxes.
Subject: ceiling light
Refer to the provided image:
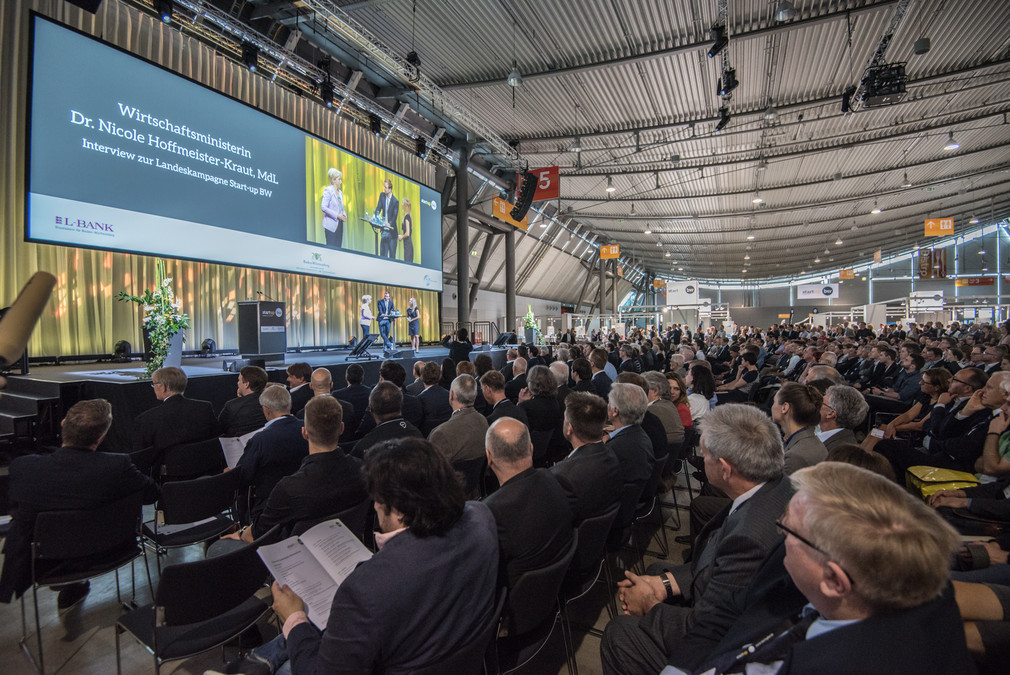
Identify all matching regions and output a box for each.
[718,69,739,96]
[775,0,797,22]
[979,249,986,255]
[665,252,671,257]
[752,192,764,204]
[606,176,616,193]
[746,231,755,240]
[969,216,980,224]
[506,60,522,87]
[241,42,259,71]
[824,248,831,255]
[744,254,751,260]
[629,203,637,216]
[870,201,882,214]
[708,24,728,59]
[741,268,747,273]
[656,241,663,247]
[678,267,684,271]
[757,159,768,171]
[814,257,821,263]
[982,266,989,272]
[943,131,960,151]
[835,238,843,245]
[901,170,913,188]
[762,105,777,121]
[571,137,581,153]
[643,228,652,235]
[319,80,334,108]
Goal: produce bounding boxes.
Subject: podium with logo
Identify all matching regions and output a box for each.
[238,301,286,361]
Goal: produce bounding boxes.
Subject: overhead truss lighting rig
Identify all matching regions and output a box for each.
[710,0,733,131]
[849,0,911,112]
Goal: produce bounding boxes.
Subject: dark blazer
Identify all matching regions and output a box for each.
[821,428,858,452]
[353,391,424,439]
[500,360,516,383]
[486,398,529,427]
[417,384,452,436]
[351,418,423,459]
[295,395,357,444]
[133,394,217,450]
[289,385,314,416]
[332,383,372,433]
[218,391,266,437]
[592,371,613,399]
[504,373,528,403]
[448,339,473,365]
[783,427,827,475]
[286,502,498,674]
[405,378,425,396]
[374,191,399,227]
[550,442,622,522]
[0,446,159,602]
[234,415,309,517]
[484,466,574,588]
[252,450,366,539]
[606,424,656,536]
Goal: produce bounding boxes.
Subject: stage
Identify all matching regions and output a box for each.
[1,345,508,455]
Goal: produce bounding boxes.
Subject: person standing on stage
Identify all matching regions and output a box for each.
[360,295,373,342]
[377,291,396,355]
[320,168,346,248]
[374,178,399,259]
[407,297,420,354]
[398,197,414,263]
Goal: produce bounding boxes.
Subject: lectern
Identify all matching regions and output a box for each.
[237,301,286,360]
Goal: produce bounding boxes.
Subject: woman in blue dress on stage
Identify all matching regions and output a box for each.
[407,297,420,353]
[398,198,414,263]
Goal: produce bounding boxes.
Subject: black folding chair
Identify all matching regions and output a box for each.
[413,588,506,675]
[490,534,578,674]
[453,455,489,500]
[114,525,281,674]
[143,470,241,568]
[21,491,151,674]
[632,451,672,561]
[290,497,376,550]
[129,446,159,479]
[158,437,226,483]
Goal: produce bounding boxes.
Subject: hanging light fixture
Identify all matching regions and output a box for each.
[969,216,980,224]
[870,201,882,214]
[571,137,581,153]
[643,227,652,235]
[606,176,616,193]
[506,59,522,87]
[901,170,913,188]
[775,0,797,22]
[746,232,756,240]
[629,203,637,216]
[752,192,764,204]
[835,237,843,245]
[943,131,960,151]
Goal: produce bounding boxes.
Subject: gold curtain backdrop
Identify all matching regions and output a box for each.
[0,0,441,357]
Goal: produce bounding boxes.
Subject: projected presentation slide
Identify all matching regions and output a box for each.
[26,15,443,291]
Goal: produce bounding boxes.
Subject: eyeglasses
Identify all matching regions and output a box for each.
[151,381,161,388]
[952,377,972,386]
[777,519,854,585]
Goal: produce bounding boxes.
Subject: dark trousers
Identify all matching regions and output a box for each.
[379,319,393,350]
[324,223,342,247]
[380,232,396,258]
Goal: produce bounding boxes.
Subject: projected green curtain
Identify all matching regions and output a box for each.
[0,0,440,357]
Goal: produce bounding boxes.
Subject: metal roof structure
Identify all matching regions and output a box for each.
[142,0,1010,301]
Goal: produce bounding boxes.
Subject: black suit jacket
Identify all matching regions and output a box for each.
[351,418,423,459]
[134,394,217,450]
[235,415,309,517]
[218,391,267,437]
[295,395,357,444]
[374,191,399,227]
[550,442,622,522]
[484,466,574,588]
[417,385,452,436]
[486,398,529,427]
[605,425,655,537]
[0,446,158,601]
[289,385,314,415]
[504,373,527,403]
[592,371,613,399]
[333,383,373,433]
[353,391,424,439]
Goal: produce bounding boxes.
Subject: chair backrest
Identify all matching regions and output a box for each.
[160,437,226,482]
[568,503,619,584]
[412,587,507,675]
[33,491,143,561]
[290,498,374,545]
[608,479,647,551]
[154,524,281,626]
[505,532,578,636]
[129,446,159,478]
[638,452,668,509]
[158,470,241,525]
[452,456,488,499]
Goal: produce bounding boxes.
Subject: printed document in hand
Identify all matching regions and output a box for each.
[219,427,261,469]
[257,519,373,629]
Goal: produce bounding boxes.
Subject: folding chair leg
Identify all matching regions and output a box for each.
[559,602,578,675]
[33,585,45,674]
[115,623,122,675]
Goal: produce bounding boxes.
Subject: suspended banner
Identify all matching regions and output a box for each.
[529,166,559,201]
[925,217,954,237]
[652,278,665,287]
[918,248,947,279]
[797,283,839,299]
[955,277,994,287]
[600,244,620,259]
[839,269,855,280]
[666,281,701,305]
[492,195,528,231]
[874,250,882,263]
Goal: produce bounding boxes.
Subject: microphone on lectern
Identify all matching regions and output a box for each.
[0,272,57,368]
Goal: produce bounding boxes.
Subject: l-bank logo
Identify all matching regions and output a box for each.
[54,215,116,236]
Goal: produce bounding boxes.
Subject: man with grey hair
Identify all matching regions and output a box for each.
[601,404,793,675]
[134,365,217,450]
[504,356,528,403]
[233,384,309,521]
[801,364,844,386]
[483,418,574,588]
[817,384,869,451]
[643,371,684,448]
[606,383,656,547]
[428,374,489,462]
[550,360,573,412]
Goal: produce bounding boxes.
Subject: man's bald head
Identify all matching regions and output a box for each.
[310,368,333,393]
[512,357,527,375]
[486,417,533,468]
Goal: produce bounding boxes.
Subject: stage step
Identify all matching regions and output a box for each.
[0,390,59,415]
[0,410,34,436]
[1,376,63,398]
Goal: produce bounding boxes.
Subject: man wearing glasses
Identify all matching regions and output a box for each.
[133,366,217,450]
[663,463,973,675]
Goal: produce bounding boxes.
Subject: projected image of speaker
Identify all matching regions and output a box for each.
[493,332,515,347]
[510,172,537,221]
[347,335,377,360]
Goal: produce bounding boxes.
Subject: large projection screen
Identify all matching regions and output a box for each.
[25,15,443,292]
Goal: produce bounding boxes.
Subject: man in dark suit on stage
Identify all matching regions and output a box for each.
[233,385,308,521]
[481,371,530,427]
[417,361,452,436]
[376,291,396,354]
[333,364,372,435]
[484,417,573,588]
[352,382,422,458]
[600,403,793,675]
[374,178,399,259]
[550,392,622,522]
[285,362,314,415]
[133,366,216,450]
[218,365,268,437]
[0,399,158,607]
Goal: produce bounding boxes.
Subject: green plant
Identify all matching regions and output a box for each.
[523,305,539,335]
[117,259,190,378]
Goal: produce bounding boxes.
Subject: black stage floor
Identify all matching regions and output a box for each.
[8,345,508,454]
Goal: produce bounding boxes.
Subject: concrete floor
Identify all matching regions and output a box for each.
[0,486,694,675]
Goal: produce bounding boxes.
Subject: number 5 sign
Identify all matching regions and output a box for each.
[530,166,559,201]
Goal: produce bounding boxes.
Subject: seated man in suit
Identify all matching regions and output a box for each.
[417,361,451,436]
[236,438,498,674]
[218,365,268,437]
[233,385,308,522]
[601,404,792,675]
[428,374,489,463]
[672,463,971,675]
[405,361,426,396]
[133,366,216,450]
[352,382,423,458]
[590,348,614,400]
[333,364,372,435]
[484,417,574,589]
[295,368,356,444]
[285,362,313,415]
[816,384,868,451]
[504,357,528,403]
[481,370,529,426]
[550,392,622,522]
[605,383,656,546]
[571,357,597,394]
[500,348,519,382]
[210,396,367,555]
[351,361,424,438]
[0,399,158,608]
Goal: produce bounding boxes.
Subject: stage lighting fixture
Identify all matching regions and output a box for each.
[861,63,907,107]
[113,340,132,362]
[943,131,960,151]
[406,50,421,68]
[708,25,728,58]
[416,138,427,157]
[913,37,931,55]
[319,80,334,108]
[369,114,382,136]
[840,85,856,113]
[241,42,259,72]
[155,0,173,23]
[506,60,522,87]
[718,69,738,96]
[775,1,796,22]
[715,107,730,131]
[200,338,216,355]
[756,159,768,172]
